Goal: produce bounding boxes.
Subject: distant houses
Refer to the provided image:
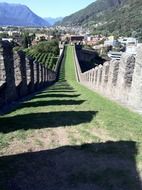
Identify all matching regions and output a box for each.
[0,25,139,61]
[0,31,22,44]
[70,35,84,44]
[104,36,138,60]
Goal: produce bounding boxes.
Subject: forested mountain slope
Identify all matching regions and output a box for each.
[61,0,142,36]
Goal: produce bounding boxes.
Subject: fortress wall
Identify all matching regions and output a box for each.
[0,41,60,109]
[74,45,142,112]
[129,46,142,109]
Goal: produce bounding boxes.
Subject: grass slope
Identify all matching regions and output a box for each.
[0,45,142,190]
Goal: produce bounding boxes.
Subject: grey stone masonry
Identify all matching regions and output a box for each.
[0,48,6,86]
[18,50,28,97]
[28,57,35,93]
[35,60,40,89]
[26,57,31,85]
[14,51,22,86]
[94,67,98,87]
[73,45,142,112]
[40,64,44,83]
[43,65,48,83]
[96,65,103,90]
[0,41,63,109]
[129,46,142,109]
[2,41,18,103]
[116,54,135,103]
[106,60,119,98]
[100,62,110,94]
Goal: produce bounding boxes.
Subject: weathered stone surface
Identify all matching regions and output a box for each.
[103,62,110,84]
[99,66,103,85]
[28,57,35,93]
[129,46,142,108]
[40,64,44,83]
[14,52,22,86]
[112,61,119,87]
[34,60,39,89]
[0,41,59,109]
[100,62,110,94]
[94,67,98,87]
[76,48,105,72]
[74,44,142,112]
[124,56,135,88]
[103,60,120,98]
[26,57,31,85]
[45,68,48,82]
[116,54,135,103]
[2,41,18,103]
[0,48,6,86]
[18,50,28,97]
[96,65,103,91]
[91,69,95,84]
[48,69,56,82]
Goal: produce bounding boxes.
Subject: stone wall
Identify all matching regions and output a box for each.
[0,41,61,109]
[74,45,142,112]
[75,46,105,72]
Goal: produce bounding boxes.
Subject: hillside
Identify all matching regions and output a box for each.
[0,3,49,26]
[61,0,142,37]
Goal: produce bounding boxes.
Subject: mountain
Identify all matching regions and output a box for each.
[61,0,124,26]
[0,2,49,26]
[44,17,63,26]
[60,0,142,37]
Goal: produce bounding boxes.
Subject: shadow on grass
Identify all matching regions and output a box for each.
[0,141,141,190]
[48,81,74,89]
[48,88,75,91]
[46,90,77,93]
[46,82,76,92]
[0,80,79,115]
[17,100,86,109]
[33,94,81,99]
[0,111,97,133]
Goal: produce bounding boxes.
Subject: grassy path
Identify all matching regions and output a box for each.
[0,45,142,190]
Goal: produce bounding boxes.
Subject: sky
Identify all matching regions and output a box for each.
[0,0,95,18]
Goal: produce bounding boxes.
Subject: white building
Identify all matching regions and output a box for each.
[2,38,13,42]
[118,37,138,55]
[104,40,117,47]
[107,51,123,60]
[118,37,138,46]
[104,36,116,47]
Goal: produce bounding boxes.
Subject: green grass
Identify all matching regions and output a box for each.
[67,46,142,140]
[0,45,142,190]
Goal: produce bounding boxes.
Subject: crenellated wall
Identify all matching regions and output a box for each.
[74,45,142,112]
[0,41,63,109]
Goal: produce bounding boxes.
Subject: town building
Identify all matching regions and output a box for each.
[70,35,84,44]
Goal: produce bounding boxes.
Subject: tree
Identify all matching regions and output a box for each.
[29,39,59,56]
[22,32,32,48]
